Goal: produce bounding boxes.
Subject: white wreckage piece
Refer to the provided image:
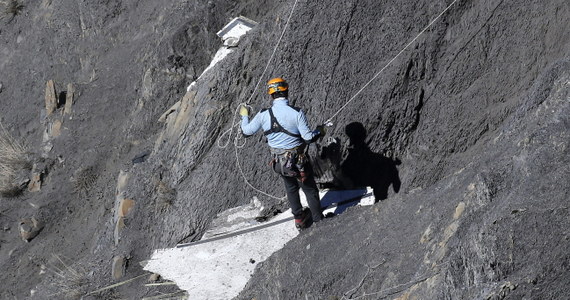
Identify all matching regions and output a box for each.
[144,188,375,300]
[187,16,258,92]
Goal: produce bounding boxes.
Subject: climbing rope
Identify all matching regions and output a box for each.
[234,143,285,200]
[219,0,460,200]
[215,0,301,200]
[341,260,451,299]
[217,0,301,150]
[324,0,460,125]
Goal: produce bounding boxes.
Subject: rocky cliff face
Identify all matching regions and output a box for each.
[0,0,568,299]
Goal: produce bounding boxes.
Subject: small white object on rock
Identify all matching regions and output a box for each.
[186,16,258,92]
[216,16,258,46]
[148,273,160,283]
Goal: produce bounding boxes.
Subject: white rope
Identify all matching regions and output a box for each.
[222,0,459,200]
[235,145,285,201]
[342,261,386,299]
[217,0,300,149]
[342,272,439,300]
[243,0,300,105]
[325,0,460,124]
[341,260,451,300]
[219,0,300,199]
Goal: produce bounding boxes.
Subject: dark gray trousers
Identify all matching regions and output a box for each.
[283,172,323,222]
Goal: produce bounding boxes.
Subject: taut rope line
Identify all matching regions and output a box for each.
[217,0,300,149]
[221,0,460,200]
[324,0,460,124]
[220,0,301,200]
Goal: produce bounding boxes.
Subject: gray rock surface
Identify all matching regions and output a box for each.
[0,0,568,299]
[239,61,570,299]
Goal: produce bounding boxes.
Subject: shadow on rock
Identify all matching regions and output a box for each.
[314,122,401,202]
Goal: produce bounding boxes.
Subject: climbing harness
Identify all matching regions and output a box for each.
[269,144,309,181]
[219,0,460,200]
[263,108,302,138]
[263,108,309,180]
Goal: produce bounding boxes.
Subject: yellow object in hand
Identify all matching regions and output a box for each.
[239,105,249,117]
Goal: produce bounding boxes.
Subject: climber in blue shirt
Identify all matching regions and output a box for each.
[240,77,326,229]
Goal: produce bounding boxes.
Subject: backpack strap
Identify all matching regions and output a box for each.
[263,108,301,138]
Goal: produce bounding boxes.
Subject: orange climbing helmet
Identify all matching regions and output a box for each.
[267,77,289,95]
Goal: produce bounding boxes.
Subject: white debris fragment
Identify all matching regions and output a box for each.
[145,209,298,300]
[216,16,258,46]
[144,188,374,300]
[186,16,258,92]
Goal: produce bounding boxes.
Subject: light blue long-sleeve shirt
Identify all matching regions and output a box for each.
[241,98,318,149]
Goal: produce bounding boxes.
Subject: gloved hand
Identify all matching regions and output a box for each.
[239,105,249,117]
[315,125,327,136]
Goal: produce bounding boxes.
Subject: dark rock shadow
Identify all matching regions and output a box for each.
[312,122,401,202]
[341,122,401,201]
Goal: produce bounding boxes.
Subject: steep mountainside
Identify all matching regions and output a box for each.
[0,0,568,299]
[0,0,274,298]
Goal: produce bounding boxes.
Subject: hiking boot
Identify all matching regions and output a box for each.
[294,207,312,230]
[294,218,306,230]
